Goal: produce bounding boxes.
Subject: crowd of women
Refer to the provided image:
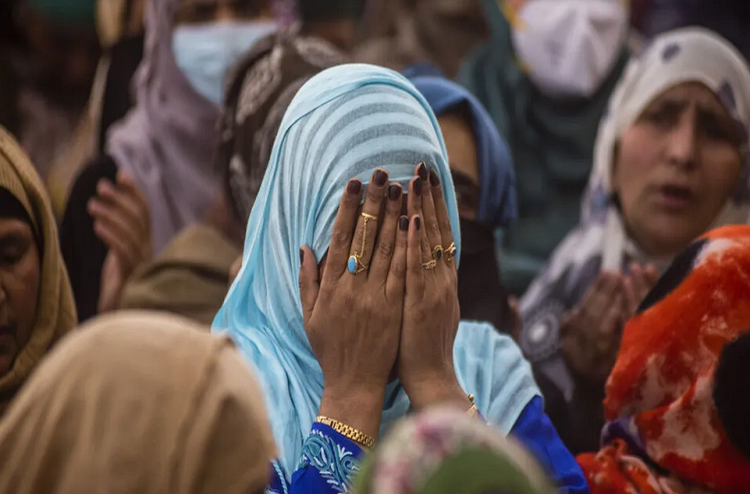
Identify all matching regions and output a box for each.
[1,0,750,493]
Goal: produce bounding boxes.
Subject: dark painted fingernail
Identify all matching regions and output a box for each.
[300,249,305,265]
[374,169,387,186]
[388,184,401,201]
[399,216,409,231]
[429,171,440,187]
[417,162,428,181]
[415,216,422,230]
[414,177,422,197]
[347,180,362,195]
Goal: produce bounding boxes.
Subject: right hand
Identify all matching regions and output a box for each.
[561,264,658,383]
[561,272,628,383]
[89,171,152,313]
[299,169,407,438]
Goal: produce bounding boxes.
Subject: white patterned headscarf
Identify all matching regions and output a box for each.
[583,27,750,270]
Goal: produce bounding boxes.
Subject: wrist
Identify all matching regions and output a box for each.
[403,368,470,411]
[319,382,386,440]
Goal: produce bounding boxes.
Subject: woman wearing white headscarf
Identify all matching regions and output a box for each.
[214,64,588,494]
[519,28,750,454]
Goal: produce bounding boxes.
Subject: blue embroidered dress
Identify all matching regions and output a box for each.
[266,397,589,494]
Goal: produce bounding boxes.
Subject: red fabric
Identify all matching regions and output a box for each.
[578,225,750,494]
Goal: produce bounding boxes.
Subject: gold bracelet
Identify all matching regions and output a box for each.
[316,416,376,449]
[467,394,478,418]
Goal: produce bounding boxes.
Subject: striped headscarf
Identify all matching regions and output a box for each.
[212,64,540,480]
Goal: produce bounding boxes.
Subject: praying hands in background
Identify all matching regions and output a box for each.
[88,171,152,314]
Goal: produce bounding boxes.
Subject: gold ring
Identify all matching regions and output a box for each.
[422,260,438,270]
[444,242,457,263]
[432,245,444,262]
[348,212,378,275]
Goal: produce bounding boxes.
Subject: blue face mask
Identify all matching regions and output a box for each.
[172,20,277,106]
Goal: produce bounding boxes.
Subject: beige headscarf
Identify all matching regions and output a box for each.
[0,310,277,494]
[0,127,76,414]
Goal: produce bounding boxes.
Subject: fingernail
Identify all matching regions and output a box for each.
[415,216,421,230]
[374,169,387,186]
[388,184,401,201]
[414,177,422,197]
[399,216,409,231]
[299,248,305,265]
[347,180,362,195]
[429,171,440,187]
[417,162,428,181]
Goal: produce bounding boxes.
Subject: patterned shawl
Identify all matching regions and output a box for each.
[578,225,750,493]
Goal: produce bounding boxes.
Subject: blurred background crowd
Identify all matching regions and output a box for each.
[1,0,750,493]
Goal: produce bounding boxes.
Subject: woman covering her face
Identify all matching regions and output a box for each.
[519,28,750,454]
[213,64,588,494]
[0,311,276,494]
[0,126,76,416]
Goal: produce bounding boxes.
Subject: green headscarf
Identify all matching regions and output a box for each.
[352,407,555,494]
[457,0,628,296]
[25,0,96,24]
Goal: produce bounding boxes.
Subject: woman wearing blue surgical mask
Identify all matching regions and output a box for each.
[60,0,277,322]
[458,0,632,297]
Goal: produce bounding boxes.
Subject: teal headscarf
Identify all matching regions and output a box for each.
[457,0,628,295]
[25,0,96,24]
[212,64,540,480]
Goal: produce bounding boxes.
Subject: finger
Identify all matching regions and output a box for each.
[623,276,639,316]
[323,179,363,283]
[629,263,648,300]
[583,272,620,319]
[597,291,625,354]
[88,199,142,248]
[386,215,409,303]
[429,170,456,260]
[416,163,442,264]
[349,169,388,278]
[405,215,425,300]
[116,171,149,213]
[370,183,403,282]
[96,179,148,238]
[298,246,320,326]
[643,264,660,287]
[93,220,138,270]
[408,167,432,266]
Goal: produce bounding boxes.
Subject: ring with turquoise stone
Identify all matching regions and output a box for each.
[348,254,368,275]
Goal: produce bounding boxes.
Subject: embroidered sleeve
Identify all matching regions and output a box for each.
[290,422,365,493]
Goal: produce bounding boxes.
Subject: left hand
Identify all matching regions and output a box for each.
[88,171,152,313]
[398,163,469,410]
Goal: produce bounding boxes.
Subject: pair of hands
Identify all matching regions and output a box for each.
[299,164,469,438]
[561,264,659,383]
[88,172,152,313]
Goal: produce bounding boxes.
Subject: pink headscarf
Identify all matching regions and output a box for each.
[106,0,222,253]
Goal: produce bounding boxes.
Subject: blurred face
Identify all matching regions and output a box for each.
[613,82,744,258]
[0,218,40,375]
[438,111,480,220]
[175,0,272,24]
[13,3,100,108]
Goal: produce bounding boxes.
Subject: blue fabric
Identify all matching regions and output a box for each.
[212,63,540,481]
[268,423,364,494]
[511,397,591,494]
[409,75,517,228]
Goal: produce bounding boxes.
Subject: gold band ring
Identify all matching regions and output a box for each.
[348,212,378,275]
[422,260,438,270]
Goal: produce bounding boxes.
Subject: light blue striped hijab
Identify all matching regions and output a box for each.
[212,64,539,480]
